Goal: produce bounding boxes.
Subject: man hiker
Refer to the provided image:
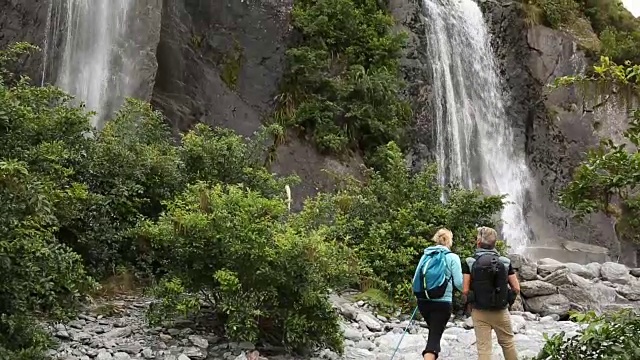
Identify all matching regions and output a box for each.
[412,228,463,360]
[462,227,520,360]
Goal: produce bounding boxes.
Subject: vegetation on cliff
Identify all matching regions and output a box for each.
[274,0,411,157]
[554,56,640,245]
[520,0,640,63]
[0,43,503,358]
[542,56,640,359]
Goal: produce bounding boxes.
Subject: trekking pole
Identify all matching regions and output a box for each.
[390,305,419,360]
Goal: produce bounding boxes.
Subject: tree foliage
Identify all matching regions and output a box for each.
[275,0,411,156]
[138,183,357,352]
[292,142,506,309]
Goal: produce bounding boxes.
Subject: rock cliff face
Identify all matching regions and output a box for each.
[1,0,637,263]
[151,0,361,210]
[480,0,638,266]
[0,0,49,81]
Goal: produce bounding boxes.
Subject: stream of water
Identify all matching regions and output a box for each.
[422,0,532,253]
[42,0,135,129]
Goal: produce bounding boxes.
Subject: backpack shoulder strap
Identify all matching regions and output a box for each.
[465,257,475,270]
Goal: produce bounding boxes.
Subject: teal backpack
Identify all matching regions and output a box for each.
[411,247,451,300]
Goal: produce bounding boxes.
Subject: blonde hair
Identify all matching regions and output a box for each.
[432,228,453,248]
[477,226,498,248]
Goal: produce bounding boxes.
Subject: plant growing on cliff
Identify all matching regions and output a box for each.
[555,57,640,244]
[518,0,640,63]
[275,0,412,156]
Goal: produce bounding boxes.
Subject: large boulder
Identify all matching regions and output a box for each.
[520,280,557,298]
[525,294,571,318]
[536,258,566,277]
[601,262,632,285]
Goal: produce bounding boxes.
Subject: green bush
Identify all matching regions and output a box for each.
[137,182,357,352]
[58,100,185,276]
[537,310,640,359]
[0,43,98,358]
[291,142,505,306]
[276,0,411,155]
[539,0,581,28]
[599,27,640,64]
[0,160,96,358]
[180,123,299,198]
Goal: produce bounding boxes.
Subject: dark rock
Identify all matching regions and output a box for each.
[520,280,557,298]
[525,293,571,317]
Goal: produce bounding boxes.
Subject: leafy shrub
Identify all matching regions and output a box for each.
[537,310,640,359]
[0,160,96,358]
[137,182,358,352]
[538,0,581,29]
[599,27,640,64]
[291,142,505,306]
[57,100,185,276]
[180,123,299,198]
[276,0,411,155]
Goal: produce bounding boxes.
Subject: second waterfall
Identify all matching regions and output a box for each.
[422,0,532,253]
[42,0,137,129]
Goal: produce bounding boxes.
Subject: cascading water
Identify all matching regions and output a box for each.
[42,0,135,129]
[422,0,532,253]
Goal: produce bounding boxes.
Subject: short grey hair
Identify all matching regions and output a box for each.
[477,226,498,249]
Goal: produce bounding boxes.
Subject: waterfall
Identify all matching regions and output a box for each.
[422,0,532,253]
[42,0,136,129]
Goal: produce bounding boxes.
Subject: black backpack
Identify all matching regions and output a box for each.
[470,253,509,310]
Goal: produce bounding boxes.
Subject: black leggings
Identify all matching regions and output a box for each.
[417,300,452,359]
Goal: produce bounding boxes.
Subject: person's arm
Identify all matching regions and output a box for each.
[507,264,520,295]
[450,254,464,291]
[461,260,471,296]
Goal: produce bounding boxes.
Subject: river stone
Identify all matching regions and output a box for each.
[342,322,364,341]
[356,313,383,332]
[96,352,113,360]
[519,263,538,281]
[375,333,425,353]
[563,262,595,279]
[526,293,571,317]
[585,262,602,278]
[344,347,374,360]
[601,262,631,284]
[521,280,557,297]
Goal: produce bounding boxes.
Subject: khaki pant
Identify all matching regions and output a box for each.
[471,308,518,360]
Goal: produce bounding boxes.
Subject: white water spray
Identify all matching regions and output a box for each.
[422,0,532,253]
[42,0,135,129]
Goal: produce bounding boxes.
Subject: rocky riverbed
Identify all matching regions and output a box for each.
[47,292,588,360]
[511,256,640,317]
